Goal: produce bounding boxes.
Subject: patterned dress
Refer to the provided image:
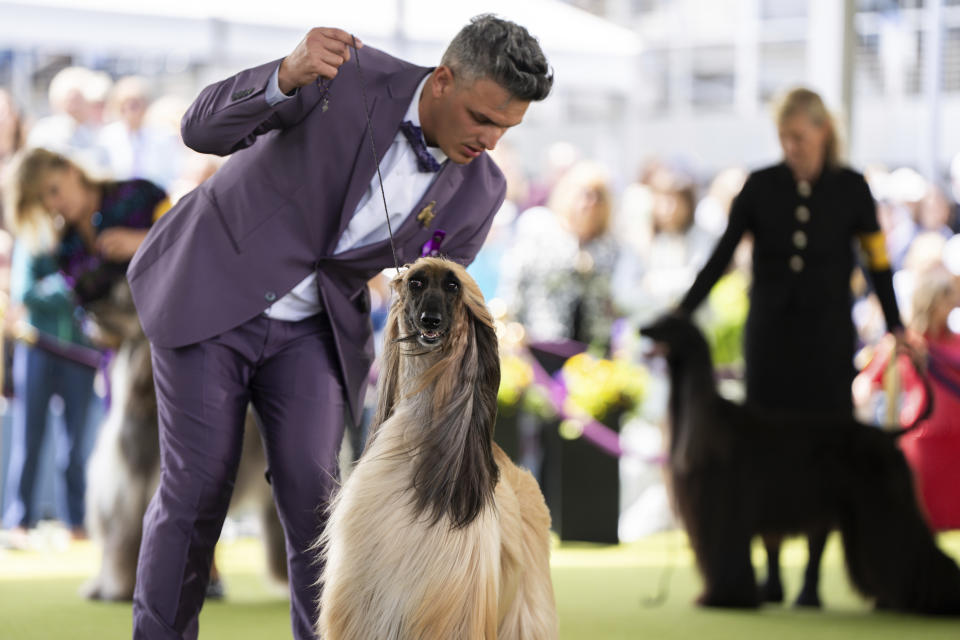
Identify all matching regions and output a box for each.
[498,205,619,352]
[57,178,167,305]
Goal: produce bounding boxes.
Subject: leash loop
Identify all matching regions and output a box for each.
[351,34,402,274]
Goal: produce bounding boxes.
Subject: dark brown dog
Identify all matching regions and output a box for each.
[640,313,960,615]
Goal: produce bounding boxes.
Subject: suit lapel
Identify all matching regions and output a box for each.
[335,65,433,243]
[398,163,465,245]
[336,161,467,266]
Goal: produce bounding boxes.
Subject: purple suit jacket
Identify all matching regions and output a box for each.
[127,47,505,422]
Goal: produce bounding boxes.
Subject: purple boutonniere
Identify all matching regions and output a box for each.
[421,230,446,257]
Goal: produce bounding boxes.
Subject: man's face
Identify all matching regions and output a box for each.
[422,66,529,165]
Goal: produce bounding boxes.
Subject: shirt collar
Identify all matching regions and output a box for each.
[404,73,447,166]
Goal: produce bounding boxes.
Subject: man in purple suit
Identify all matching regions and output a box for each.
[126,14,552,640]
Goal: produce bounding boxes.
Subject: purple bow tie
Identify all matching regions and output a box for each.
[399,120,443,173]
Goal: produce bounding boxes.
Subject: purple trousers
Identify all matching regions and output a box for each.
[132,313,345,639]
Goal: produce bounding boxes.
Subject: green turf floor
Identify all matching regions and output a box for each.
[1,528,959,639]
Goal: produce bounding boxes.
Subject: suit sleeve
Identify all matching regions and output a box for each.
[180,58,328,156]
[853,174,903,331]
[678,175,752,314]
[444,178,506,267]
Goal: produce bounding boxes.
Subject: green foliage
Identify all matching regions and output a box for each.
[704,270,749,368]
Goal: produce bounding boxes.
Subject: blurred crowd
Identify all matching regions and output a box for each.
[2,64,960,544]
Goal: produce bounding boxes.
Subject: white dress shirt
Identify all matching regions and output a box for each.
[261,67,446,321]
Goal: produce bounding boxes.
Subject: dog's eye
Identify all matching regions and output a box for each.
[444,280,460,293]
[408,279,424,290]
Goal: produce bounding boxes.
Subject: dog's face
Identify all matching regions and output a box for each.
[400,262,463,349]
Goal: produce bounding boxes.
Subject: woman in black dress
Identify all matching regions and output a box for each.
[678,87,904,607]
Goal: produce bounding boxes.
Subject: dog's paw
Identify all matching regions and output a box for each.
[759,579,784,604]
[696,590,760,609]
[206,576,227,600]
[794,587,822,609]
[79,579,101,601]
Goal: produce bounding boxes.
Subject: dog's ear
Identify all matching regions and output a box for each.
[470,309,501,442]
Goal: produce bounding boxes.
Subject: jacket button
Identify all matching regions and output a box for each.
[797,180,812,197]
[265,291,277,302]
[789,255,804,272]
[792,230,807,249]
[795,205,810,223]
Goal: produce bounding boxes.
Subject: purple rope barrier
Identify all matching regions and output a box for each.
[525,348,625,459]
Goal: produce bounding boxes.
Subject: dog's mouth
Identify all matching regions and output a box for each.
[416,328,445,346]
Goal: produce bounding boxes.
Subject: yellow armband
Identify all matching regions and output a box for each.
[152,197,172,222]
[858,231,891,271]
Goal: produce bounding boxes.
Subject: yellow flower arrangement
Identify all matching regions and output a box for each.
[498,352,534,408]
[560,352,648,427]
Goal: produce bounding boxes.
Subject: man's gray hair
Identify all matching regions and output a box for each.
[441,14,553,102]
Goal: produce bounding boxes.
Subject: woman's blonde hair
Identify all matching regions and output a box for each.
[910,265,958,337]
[775,87,842,168]
[2,147,97,252]
[547,160,612,242]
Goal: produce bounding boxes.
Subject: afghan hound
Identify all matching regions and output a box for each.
[640,313,960,615]
[316,256,558,639]
[81,281,287,601]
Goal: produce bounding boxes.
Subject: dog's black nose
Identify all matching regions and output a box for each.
[420,311,442,330]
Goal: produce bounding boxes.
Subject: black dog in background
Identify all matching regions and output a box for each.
[640,313,960,614]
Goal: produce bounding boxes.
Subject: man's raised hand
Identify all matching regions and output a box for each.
[278,28,362,94]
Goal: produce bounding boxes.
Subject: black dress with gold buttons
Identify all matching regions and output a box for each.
[679,162,902,415]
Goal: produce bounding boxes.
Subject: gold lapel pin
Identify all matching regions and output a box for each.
[416,201,437,228]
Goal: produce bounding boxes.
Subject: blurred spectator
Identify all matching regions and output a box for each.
[499,160,619,353]
[611,157,660,260]
[854,265,960,531]
[612,165,714,326]
[893,231,949,319]
[0,88,26,394]
[678,86,906,607]
[917,184,955,240]
[27,66,108,172]
[83,70,114,130]
[948,152,960,233]
[524,140,580,210]
[1,147,166,543]
[694,166,747,238]
[871,166,928,271]
[468,142,528,301]
[97,76,185,189]
[142,94,221,204]
[0,89,25,169]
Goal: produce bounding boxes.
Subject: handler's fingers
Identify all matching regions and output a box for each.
[317,49,346,69]
[317,27,361,50]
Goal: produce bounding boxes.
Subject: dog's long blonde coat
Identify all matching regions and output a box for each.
[318,259,557,640]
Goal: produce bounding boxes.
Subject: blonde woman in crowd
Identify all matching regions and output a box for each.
[499,159,619,353]
[1,148,166,544]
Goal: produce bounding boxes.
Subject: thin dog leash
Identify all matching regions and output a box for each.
[350,34,402,274]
